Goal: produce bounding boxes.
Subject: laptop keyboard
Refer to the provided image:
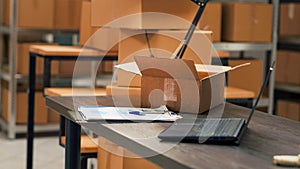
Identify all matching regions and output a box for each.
[185,118,245,137]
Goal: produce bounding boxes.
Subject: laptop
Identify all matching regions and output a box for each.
[158,62,275,145]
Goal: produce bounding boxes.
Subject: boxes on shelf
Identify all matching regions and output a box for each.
[277,100,300,122]
[275,50,300,85]
[0,0,5,25]
[58,60,104,77]
[80,1,98,46]
[228,59,263,98]
[117,29,213,87]
[280,3,300,36]
[80,0,118,51]
[222,2,272,42]
[54,0,82,29]
[2,88,48,124]
[17,43,59,75]
[275,50,288,83]
[199,2,222,42]
[91,0,202,29]
[122,57,243,114]
[5,0,55,29]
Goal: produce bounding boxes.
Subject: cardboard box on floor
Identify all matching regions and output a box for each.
[5,0,55,28]
[80,1,118,51]
[17,43,59,75]
[2,88,48,124]
[280,3,300,36]
[222,2,272,42]
[117,57,247,114]
[91,0,201,29]
[97,137,161,169]
[228,59,262,98]
[54,0,82,29]
[277,100,300,122]
[117,29,213,87]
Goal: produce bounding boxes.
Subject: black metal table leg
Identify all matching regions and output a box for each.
[43,57,51,89]
[65,119,81,169]
[59,116,66,146]
[27,52,36,169]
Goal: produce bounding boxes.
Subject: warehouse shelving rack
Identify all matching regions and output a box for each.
[212,0,279,114]
[274,0,300,113]
[0,0,281,138]
[0,0,79,139]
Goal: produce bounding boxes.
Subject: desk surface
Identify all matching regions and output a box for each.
[29,45,118,56]
[46,96,300,169]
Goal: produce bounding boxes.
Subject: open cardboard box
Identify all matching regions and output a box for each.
[116,57,248,114]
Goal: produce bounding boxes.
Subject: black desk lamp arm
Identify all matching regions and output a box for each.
[172,0,209,59]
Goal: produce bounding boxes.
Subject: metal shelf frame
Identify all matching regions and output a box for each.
[0,0,79,139]
[275,82,300,94]
[213,0,279,114]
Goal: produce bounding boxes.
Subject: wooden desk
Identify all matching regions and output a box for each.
[26,45,118,169]
[46,96,300,169]
[44,87,107,96]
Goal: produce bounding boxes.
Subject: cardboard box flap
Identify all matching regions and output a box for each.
[198,62,251,80]
[115,62,142,75]
[135,57,199,80]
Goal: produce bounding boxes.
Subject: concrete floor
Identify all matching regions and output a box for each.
[0,132,64,169]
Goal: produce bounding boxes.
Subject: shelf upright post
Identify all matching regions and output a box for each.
[268,0,279,114]
[7,0,18,139]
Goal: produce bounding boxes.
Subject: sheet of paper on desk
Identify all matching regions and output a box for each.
[78,106,182,122]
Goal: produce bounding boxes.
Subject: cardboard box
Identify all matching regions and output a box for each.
[103,61,114,73]
[91,0,201,29]
[277,100,300,121]
[106,84,141,107]
[47,109,60,124]
[17,43,59,75]
[199,2,222,42]
[2,88,48,124]
[222,2,272,42]
[228,59,263,98]
[280,3,300,36]
[127,57,242,114]
[58,60,103,76]
[5,0,55,28]
[286,51,300,85]
[54,0,82,29]
[79,1,118,51]
[117,29,213,87]
[275,51,288,83]
[0,0,5,25]
[275,50,300,85]
[97,137,161,169]
[80,1,99,46]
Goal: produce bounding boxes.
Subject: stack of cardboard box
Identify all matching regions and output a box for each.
[222,2,273,42]
[5,0,82,29]
[277,100,300,122]
[280,3,300,36]
[80,0,222,113]
[276,51,300,85]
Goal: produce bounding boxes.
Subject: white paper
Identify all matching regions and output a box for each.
[78,106,182,122]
